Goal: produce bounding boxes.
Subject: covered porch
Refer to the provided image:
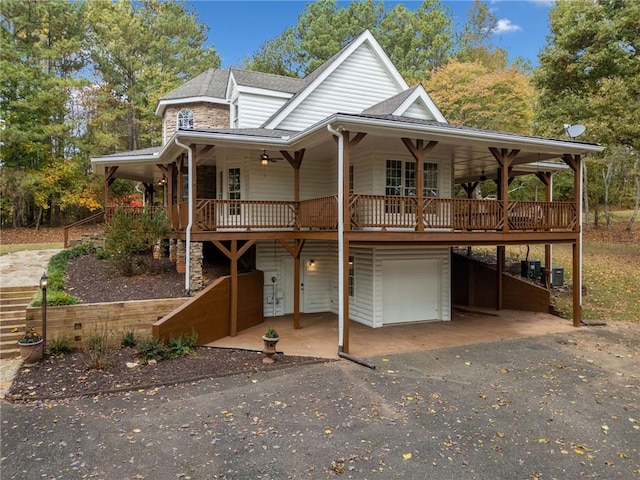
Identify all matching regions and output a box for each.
[209,309,579,360]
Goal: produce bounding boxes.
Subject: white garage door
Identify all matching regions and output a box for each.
[382,259,440,324]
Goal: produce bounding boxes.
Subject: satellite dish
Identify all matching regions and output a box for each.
[563,123,586,139]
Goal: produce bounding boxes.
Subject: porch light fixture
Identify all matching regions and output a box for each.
[158,175,167,187]
[480,170,487,182]
[40,272,48,355]
[308,259,316,267]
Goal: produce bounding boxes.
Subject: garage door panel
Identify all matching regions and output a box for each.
[382,259,439,324]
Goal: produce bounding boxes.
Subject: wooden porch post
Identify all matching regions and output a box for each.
[191,146,198,232]
[343,239,350,353]
[563,154,582,327]
[402,138,438,231]
[281,150,305,230]
[489,148,519,231]
[278,239,305,330]
[496,245,505,310]
[461,182,479,256]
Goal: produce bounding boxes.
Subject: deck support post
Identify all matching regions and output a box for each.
[104,166,118,208]
[536,172,553,287]
[281,150,305,230]
[278,239,305,330]
[563,154,583,327]
[212,239,256,337]
[496,245,505,310]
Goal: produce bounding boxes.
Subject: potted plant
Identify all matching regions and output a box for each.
[261,325,280,364]
[17,327,44,365]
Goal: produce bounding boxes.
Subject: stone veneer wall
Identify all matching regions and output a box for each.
[164,102,229,141]
[189,241,203,292]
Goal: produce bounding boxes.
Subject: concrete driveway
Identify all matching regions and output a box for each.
[1,322,638,479]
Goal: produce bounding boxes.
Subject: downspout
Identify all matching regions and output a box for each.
[174,138,193,294]
[327,124,345,352]
[327,123,376,370]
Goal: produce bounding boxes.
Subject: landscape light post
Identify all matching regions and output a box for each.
[40,272,48,356]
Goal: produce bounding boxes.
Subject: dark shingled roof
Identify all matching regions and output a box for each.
[161,69,230,101]
[363,86,419,115]
[180,127,298,139]
[230,68,306,94]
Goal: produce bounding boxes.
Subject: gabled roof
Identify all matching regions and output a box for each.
[261,30,410,130]
[363,85,447,123]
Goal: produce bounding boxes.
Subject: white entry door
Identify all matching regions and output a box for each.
[382,259,440,324]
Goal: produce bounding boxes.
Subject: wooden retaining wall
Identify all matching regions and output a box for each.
[452,254,550,313]
[153,271,264,344]
[25,298,188,348]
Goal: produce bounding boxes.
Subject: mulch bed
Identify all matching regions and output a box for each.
[8,347,330,401]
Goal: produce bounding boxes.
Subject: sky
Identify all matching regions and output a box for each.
[187,0,555,69]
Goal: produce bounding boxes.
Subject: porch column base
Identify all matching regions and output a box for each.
[189,241,204,293]
[176,239,186,274]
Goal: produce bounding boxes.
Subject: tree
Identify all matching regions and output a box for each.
[533,0,640,229]
[427,60,534,134]
[85,0,220,154]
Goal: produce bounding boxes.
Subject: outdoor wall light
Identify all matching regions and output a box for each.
[40,272,48,355]
[308,259,316,267]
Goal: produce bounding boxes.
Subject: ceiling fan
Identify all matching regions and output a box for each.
[259,149,283,166]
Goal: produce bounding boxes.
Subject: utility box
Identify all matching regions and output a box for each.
[521,260,541,279]
[552,267,564,287]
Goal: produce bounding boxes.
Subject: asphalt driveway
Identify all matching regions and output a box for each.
[1,323,638,479]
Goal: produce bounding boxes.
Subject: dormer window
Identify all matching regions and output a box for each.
[177,109,194,130]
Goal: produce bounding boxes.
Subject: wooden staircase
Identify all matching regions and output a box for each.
[0,286,38,359]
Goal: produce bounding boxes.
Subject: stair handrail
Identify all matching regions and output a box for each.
[63,210,105,248]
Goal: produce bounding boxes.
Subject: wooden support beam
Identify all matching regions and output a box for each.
[230,240,238,336]
[198,144,215,161]
[276,239,305,329]
[402,138,438,231]
[104,166,118,206]
[572,241,581,327]
[489,148,519,232]
[462,182,479,198]
[497,245,505,310]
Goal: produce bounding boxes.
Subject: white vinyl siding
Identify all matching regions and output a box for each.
[347,247,374,326]
[256,241,336,316]
[402,101,432,120]
[237,93,289,129]
[276,44,402,131]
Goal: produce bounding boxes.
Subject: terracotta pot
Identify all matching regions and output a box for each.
[18,339,43,365]
[262,336,280,364]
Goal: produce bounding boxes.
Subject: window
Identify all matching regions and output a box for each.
[348,256,355,297]
[177,109,194,130]
[228,168,241,215]
[385,160,438,214]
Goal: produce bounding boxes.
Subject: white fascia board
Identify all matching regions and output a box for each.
[235,85,294,99]
[393,86,448,123]
[155,96,229,116]
[263,30,409,129]
[91,153,162,174]
[328,114,605,155]
[226,72,238,101]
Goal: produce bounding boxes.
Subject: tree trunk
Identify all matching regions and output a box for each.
[626,155,639,232]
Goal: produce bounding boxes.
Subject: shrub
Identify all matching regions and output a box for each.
[103,207,169,276]
[167,331,197,358]
[45,337,72,356]
[121,331,137,348]
[82,325,110,369]
[136,337,168,363]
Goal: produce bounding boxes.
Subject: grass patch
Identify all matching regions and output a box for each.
[478,237,639,322]
[0,242,63,256]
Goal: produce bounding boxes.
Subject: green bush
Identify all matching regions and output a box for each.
[45,337,73,356]
[121,331,137,348]
[29,244,97,306]
[136,337,168,363]
[167,331,197,358]
[103,207,169,276]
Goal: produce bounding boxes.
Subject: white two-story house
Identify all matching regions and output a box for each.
[91,31,603,353]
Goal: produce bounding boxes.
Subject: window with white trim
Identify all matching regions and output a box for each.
[231,99,239,128]
[177,109,194,130]
[228,168,241,215]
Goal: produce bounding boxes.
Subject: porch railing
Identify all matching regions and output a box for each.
[108,198,577,233]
